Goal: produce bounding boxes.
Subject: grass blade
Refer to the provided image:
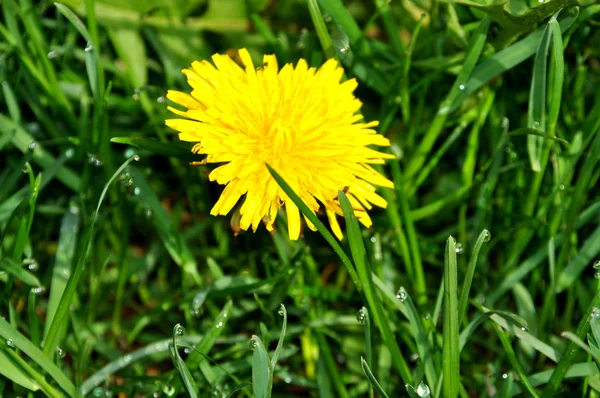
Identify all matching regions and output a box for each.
[169,325,198,398]
[443,236,460,398]
[361,357,390,398]
[458,229,490,324]
[251,335,272,398]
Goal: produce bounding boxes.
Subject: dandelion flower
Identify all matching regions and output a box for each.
[166,49,394,240]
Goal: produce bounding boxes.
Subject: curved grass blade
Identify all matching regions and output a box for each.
[42,155,140,359]
[360,357,390,398]
[0,258,41,287]
[495,326,540,397]
[169,325,198,398]
[270,304,287,369]
[458,229,490,324]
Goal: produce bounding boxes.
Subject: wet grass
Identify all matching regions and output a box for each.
[1,0,600,397]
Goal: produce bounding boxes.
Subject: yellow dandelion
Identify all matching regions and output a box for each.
[166,48,394,240]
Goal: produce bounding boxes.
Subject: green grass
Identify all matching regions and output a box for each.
[1,0,600,396]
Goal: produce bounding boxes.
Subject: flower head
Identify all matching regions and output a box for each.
[166,49,394,240]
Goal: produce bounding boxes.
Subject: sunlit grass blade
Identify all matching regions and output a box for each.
[0,348,40,392]
[266,164,362,291]
[0,319,79,397]
[251,335,272,398]
[270,304,287,369]
[0,258,41,287]
[308,0,335,58]
[443,236,459,398]
[338,190,412,384]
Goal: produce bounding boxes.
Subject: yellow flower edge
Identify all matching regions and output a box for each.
[165,48,394,240]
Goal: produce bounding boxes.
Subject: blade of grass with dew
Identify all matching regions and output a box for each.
[0,318,79,397]
[495,325,540,397]
[443,236,460,398]
[360,306,373,398]
[404,17,491,182]
[43,204,80,342]
[0,346,63,398]
[448,8,578,114]
[270,304,288,369]
[42,155,139,359]
[266,164,362,291]
[185,301,232,370]
[0,258,41,287]
[400,15,425,124]
[371,275,437,389]
[338,190,413,384]
[0,115,80,190]
[542,289,600,397]
[169,325,198,398]
[308,0,335,59]
[458,229,490,324]
[361,357,390,398]
[251,335,272,398]
[111,137,200,160]
[555,224,600,292]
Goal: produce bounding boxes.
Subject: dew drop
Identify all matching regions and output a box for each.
[249,338,258,350]
[502,373,508,379]
[190,308,202,317]
[153,393,159,398]
[593,260,600,270]
[145,208,153,218]
[132,91,140,101]
[162,386,175,397]
[84,43,93,52]
[92,387,104,397]
[278,303,285,316]
[28,141,38,150]
[6,338,14,347]
[521,326,529,332]
[594,271,600,280]
[70,205,79,215]
[501,117,509,130]
[31,286,46,295]
[423,313,431,321]
[56,347,66,358]
[157,96,165,103]
[47,50,58,59]
[215,321,223,329]
[340,44,351,54]
[174,324,185,337]
[120,171,133,187]
[459,84,465,91]
[396,286,408,303]
[133,187,141,196]
[591,307,600,320]
[370,236,377,243]
[483,230,491,242]
[533,121,540,128]
[284,376,292,383]
[356,307,366,324]
[416,381,431,397]
[559,184,565,191]
[410,352,420,361]
[65,148,75,158]
[455,243,464,254]
[22,164,29,173]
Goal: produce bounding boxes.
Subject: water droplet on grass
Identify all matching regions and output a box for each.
[157,96,165,103]
[278,303,285,316]
[57,347,66,358]
[396,287,408,302]
[133,187,141,196]
[502,373,508,379]
[47,51,58,59]
[31,286,46,295]
[85,43,93,52]
[65,148,75,158]
[594,260,600,270]
[356,307,366,323]
[595,271,600,280]
[455,243,463,254]
[483,230,491,242]
[591,308,600,320]
[6,338,14,347]
[416,381,431,397]
[27,261,39,272]
[459,84,465,90]
[28,141,38,150]
[410,353,419,361]
[162,386,175,396]
[174,324,185,337]
[249,338,258,350]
